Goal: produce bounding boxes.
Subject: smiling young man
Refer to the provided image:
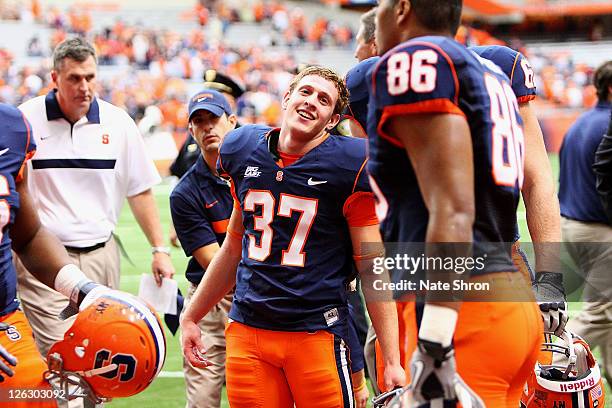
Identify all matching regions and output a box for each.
[17,37,174,358]
[181,66,404,407]
[169,89,237,408]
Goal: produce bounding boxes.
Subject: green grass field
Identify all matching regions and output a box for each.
[106,154,609,407]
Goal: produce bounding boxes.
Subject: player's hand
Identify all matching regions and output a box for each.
[152,252,175,287]
[0,325,17,383]
[169,224,180,248]
[180,319,213,369]
[408,339,484,407]
[383,362,406,392]
[533,271,568,336]
[59,280,113,320]
[352,370,370,408]
[354,383,369,408]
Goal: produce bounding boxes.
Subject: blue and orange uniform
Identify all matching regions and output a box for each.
[470,45,538,280]
[170,155,233,286]
[367,37,542,406]
[218,124,377,408]
[0,103,56,407]
[344,56,380,136]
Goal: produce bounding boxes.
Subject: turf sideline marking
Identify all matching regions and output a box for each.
[159,371,185,378]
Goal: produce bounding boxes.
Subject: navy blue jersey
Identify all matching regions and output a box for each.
[471,45,537,242]
[344,57,381,133]
[170,156,233,285]
[218,125,371,334]
[559,101,612,223]
[0,104,36,316]
[469,46,536,104]
[367,36,525,273]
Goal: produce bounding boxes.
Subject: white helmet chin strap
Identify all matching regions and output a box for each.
[77,363,118,378]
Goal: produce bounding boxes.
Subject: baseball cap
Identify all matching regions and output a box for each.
[203,70,245,99]
[188,89,232,120]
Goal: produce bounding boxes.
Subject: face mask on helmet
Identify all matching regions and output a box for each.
[521,330,605,408]
[45,292,166,404]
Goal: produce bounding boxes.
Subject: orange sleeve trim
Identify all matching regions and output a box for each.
[217,155,229,178]
[20,111,32,156]
[352,158,368,194]
[226,226,243,241]
[16,150,35,183]
[509,52,520,85]
[377,99,466,147]
[343,191,379,227]
[517,94,536,104]
[212,219,229,234]
[226,174,240,207]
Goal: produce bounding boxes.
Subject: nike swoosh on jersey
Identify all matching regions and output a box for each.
[0,148,9,156]
[307,177,327,186]
[205,200,218,209]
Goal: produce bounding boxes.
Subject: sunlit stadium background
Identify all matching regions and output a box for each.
[1,0,610,406]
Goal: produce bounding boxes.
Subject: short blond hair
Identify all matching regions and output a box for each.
[288,66,349,115]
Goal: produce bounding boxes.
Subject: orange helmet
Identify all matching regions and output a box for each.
[521,330,605,408]
[45,291,166,404]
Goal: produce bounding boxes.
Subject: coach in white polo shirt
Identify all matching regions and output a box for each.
[17,37,175,356]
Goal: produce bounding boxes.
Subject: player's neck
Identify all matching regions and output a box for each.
[402,25,452,42]
[203,151,219,175]
[278,128,328,156]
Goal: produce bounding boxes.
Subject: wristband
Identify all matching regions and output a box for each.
[352,379,367,392]
[54,264,89,299]
[418,304,458,348]
[151,246,171,255]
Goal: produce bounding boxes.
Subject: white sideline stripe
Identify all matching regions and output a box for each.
[159,371,184,378]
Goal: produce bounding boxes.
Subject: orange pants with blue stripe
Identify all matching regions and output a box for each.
[225,321,355,408]
[0,310,57,407]
[376,272,543,408]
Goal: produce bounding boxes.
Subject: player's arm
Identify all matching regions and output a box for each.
[386,113,483,405]
[128,189,175,286]
[11,173,111,318]
[180,206,242,368]
[520,101,568,336]
[351,223,405,390]
[520,101,561,260]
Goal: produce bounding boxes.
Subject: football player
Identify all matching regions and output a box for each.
[367,0,542,406]
[181,66,405,407]
[0,103,114,407]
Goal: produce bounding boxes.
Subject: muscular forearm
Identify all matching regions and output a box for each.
[364,299,400,366]
[15,226,72,289]
[127,189,165,246]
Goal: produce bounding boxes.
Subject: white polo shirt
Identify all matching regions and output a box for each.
[19,91,161,247]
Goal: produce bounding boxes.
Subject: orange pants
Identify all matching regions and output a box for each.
[0,310,57,408]
[225,321,354,408]
[378,273,542,408]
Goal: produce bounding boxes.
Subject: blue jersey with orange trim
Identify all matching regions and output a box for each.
[0,104,36,316]
[218,124,371,335]
[170,155,233,285]
[470,45,537,243]
[470,45,536,104]
[367,36,525,273]
[344,57,380,133]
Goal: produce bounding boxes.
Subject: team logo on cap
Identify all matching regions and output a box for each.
[192,93,214,104]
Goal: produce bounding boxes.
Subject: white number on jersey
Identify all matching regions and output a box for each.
[485,73,525,188]
[520,58,536,89]
[387,50,438,96]
[0,176,10,241]
[244,190,318,267]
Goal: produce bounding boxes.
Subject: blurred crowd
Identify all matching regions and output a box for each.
[0,0,604,142]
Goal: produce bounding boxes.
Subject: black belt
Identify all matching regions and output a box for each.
[65,241,106,253]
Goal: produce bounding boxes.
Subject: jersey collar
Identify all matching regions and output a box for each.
[45,89,101,124]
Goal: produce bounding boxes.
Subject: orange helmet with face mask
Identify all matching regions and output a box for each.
[46,291,166,404]
[521,330,605,408]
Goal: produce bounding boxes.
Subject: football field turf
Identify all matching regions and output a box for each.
[107,154,610,407]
